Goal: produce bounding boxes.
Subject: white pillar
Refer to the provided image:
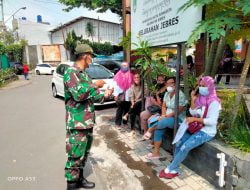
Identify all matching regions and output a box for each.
[36,45,43,64]
[25,46,30,65]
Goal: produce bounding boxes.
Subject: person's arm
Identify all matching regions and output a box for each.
[187,102,220,125]
[165,106,185,118]
[64,69,103,102]
[130,86,135,107]
[155,93,163,106]
[161,101,167,117]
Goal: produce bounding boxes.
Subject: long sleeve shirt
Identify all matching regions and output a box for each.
[189,101,221,137]
[129,84,142,103]
[64,66,104,130]
[113,82,131,102]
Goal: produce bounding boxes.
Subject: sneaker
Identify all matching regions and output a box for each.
[159,170,179,179]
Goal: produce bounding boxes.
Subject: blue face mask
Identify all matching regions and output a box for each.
[121,67,129,73]
[199,87,209,96]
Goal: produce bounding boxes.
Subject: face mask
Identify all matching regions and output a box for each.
[199,87,209,96]
[157,83,165,88]
[121,67,129,73]
[167,86,174,93]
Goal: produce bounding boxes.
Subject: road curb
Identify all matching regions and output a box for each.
[0,79,32,91]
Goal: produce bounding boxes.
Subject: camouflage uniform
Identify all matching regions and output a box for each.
[64,65,104,182]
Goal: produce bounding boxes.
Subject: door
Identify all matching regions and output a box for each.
[54,65,64,96]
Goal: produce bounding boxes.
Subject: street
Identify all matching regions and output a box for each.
[0,75,113,190]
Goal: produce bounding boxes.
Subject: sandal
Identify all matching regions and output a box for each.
[146,144,154,149]
[143,131,152,140]
[145,153,161,160]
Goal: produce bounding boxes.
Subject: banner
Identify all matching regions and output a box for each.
[131,0,202,49]
[42,45,61,62]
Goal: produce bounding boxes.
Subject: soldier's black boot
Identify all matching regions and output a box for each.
[78,169,95,189]
[67,181,80,190]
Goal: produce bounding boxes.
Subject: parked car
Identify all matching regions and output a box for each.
[35,63,56,75]
[9,62,23,75]
[95,60,122,74]
[51,62,115,106]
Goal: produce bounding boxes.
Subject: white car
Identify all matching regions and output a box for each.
[51,62,115,105]
[35,63,56,75]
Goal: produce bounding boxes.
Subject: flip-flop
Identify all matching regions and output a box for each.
[143,131,152,140]
[145,153,161,160]
[146,144,154,149]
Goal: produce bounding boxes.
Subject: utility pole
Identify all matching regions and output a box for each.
[0,0,5,30]
[97,16,100,43]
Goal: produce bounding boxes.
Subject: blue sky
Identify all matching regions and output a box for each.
[4,0,121,28]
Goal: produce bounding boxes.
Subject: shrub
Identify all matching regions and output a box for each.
[217,89,250,152]
[0,68,17,87]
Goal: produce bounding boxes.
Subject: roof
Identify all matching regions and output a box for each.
[50,16,121,33]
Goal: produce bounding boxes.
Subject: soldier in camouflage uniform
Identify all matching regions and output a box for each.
[64,44,109,190]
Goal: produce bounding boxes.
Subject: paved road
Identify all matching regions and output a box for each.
[0,75,114,190]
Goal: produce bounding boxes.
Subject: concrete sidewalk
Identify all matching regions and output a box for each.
[91,114,216,190]
[0,76,32,90]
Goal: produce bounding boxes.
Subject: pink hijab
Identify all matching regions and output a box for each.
[195,76,220,107]
[114,63,134,91]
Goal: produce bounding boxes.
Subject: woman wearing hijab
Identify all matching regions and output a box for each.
[113,62,134,128]
[159,76,221,179]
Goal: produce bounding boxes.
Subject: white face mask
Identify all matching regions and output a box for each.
[199,87,209,96]
[167,86,175,93]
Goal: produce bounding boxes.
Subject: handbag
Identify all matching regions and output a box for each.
[188,105,209,134]
[116,91,125,104]
[148,114,160,128]
[147,105,161,115]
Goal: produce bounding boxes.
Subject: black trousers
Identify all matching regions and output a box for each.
[129,101,142,130]
[217,63,231,84]
[115,101,131,126]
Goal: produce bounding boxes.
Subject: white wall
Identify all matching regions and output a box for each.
[51,18,123,45]
[18,20,53,46]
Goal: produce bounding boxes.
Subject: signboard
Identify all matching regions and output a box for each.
[235,39,242,54]
[42,45,61,62]
[131,0,202,49]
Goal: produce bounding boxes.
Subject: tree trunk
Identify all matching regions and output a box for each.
[204,33,209,75]
[232,42,250,124]
[182,44,190,100]
[211,36,226,77]
[205,40,218,76]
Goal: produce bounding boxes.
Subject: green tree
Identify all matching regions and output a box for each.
[0,30,15,45]
[64,30,83,61]
[85,22,95,42]
[59,0,122,16]
[181,0,250,125]
[181,0,250,76]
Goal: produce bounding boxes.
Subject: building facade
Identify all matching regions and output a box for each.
[50,16,123,45]
[18,19,53,46]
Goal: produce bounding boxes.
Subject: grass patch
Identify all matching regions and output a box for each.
[0,68,18,88]
[217,89,250,153]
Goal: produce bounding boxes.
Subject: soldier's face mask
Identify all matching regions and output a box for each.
[83,54,93,68]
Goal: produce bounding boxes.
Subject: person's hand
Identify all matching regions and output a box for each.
[131,102,135,108]
[94,80,106,88]
[186,117,196,124]
[158,115,166,121]
[191,90,197,102]
[104,88,113,98]
[114,96,118,101]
